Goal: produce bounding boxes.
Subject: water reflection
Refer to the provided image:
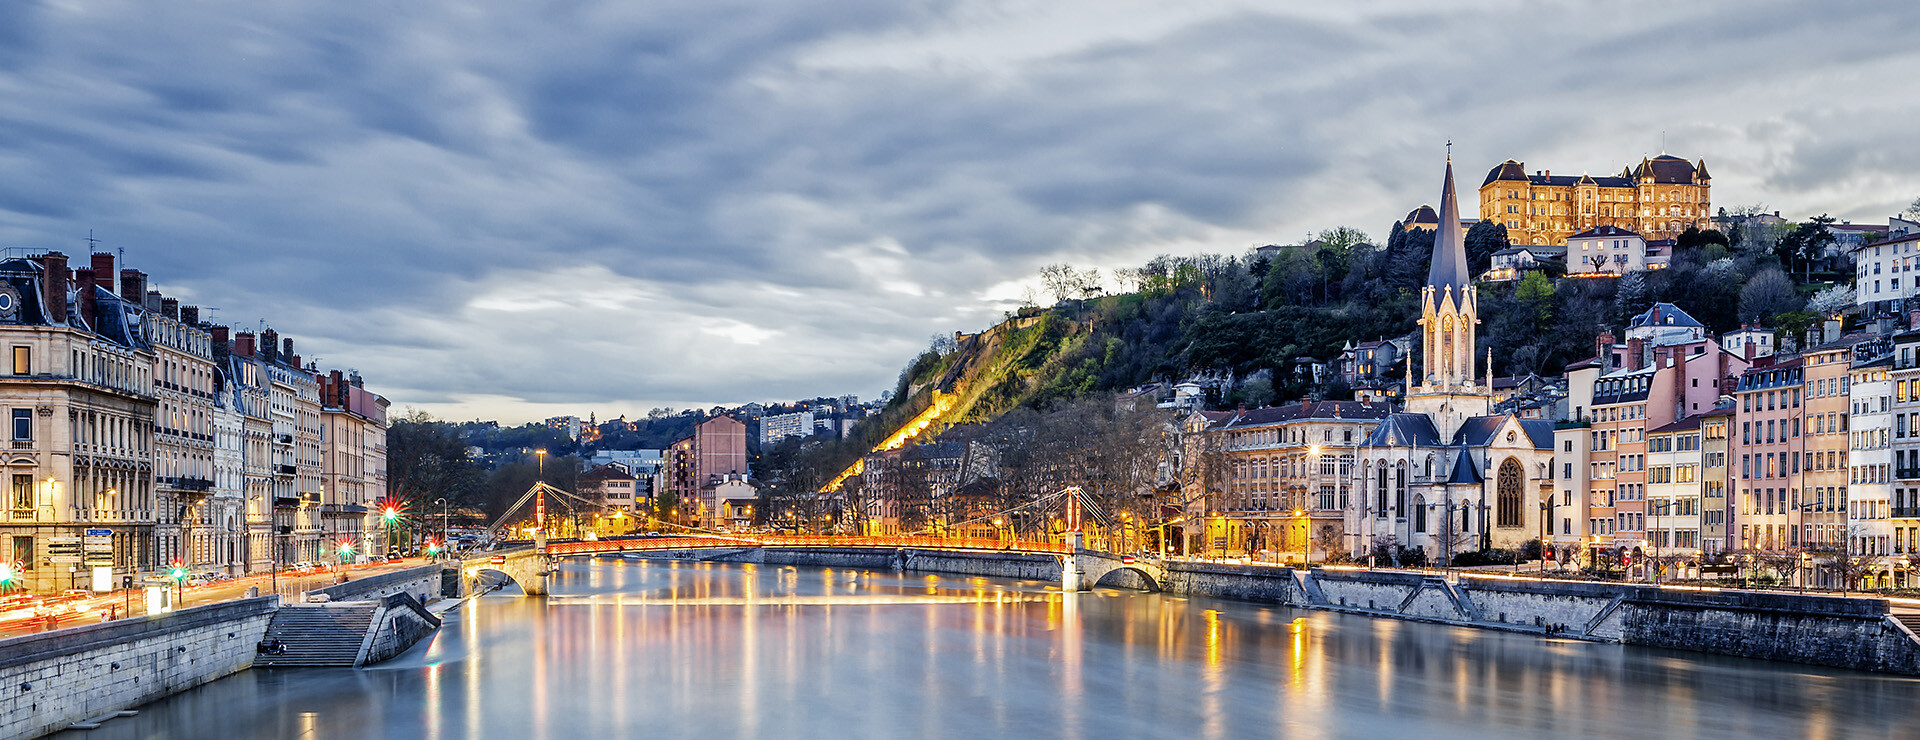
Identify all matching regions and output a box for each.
[55,556,1920,740]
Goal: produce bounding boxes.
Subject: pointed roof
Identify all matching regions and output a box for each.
[1446,447,1483,484]
[1427,158,1471,296]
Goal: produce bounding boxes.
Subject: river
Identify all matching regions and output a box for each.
[53,557,1920,739]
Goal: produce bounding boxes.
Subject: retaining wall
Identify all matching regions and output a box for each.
[0,596,278,740]
[361,593,443,666]
[312,564,445,605]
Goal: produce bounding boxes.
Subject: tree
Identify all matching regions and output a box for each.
[1676,226,1730,251]
[1039,263,1079,304]
[1776,215,1838,278]
[1613,271,1652,329]
[1464,220,1510,274]
[1738,267,1800,324]
[387,410,487,513]
[1906,196,1920,220]
[1515,271,1555,333]
[1807,284,1856,317]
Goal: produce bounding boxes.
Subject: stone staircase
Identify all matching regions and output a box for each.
[1890,612,1920,640]
[253,603,379,668]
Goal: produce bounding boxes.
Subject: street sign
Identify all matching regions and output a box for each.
[84,542,112,552]
[48,536,80,544]
[490,556,506,565]
[83,528,112,537]
[49,556,81,564]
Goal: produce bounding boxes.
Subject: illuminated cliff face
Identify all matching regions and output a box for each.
[824,390,956,492]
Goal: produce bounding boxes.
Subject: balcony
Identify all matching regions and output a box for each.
[1899,468,1920,481]
[275,464,297,476]
[10,440,31,450]
[1895,507,1920,519]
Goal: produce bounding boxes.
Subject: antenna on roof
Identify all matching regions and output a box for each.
[86,230,99,253]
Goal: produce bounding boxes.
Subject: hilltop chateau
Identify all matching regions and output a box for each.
[1478,154,1712,246]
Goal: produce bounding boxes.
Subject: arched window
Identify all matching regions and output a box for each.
[1395,462,1408,517]
[1376,463,1388,516]
[1414,495,1427,533]
[1497,457,1525,528]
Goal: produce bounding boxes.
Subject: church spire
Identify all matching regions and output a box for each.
[1426,156,1470,297]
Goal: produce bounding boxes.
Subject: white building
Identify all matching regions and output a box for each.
[760,410,814,446]
[1645,417,1704,561]
[1853,231,1920,312]
[1568,225,1647,275]
[1848,341,1896,583]
[1722,325,1777,360]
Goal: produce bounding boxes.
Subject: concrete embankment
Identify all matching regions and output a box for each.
[0,596,279,740]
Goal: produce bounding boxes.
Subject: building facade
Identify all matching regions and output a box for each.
[1479,155,1712,246]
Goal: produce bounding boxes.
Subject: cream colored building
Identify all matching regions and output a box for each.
[1480,154,1711,246]
[0,252,158,592]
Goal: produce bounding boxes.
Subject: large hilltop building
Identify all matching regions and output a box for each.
[1479,154,1712,246]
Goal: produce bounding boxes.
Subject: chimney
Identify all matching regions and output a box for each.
[119,269,146,304]
[90,253,114,292]
[1595,330,1616,370]
[144,290,162,312]
[261,329,278,362]
[283,337,294,360]
[1824,319,1842,344]
[291,355,301,370]
[1626,337,1647,370]
[211,326,229,345]
[235,332,255,357]
[74,268,98,327]
[39,252,67,323]
[1744,339,1756,362]
[330,370,346,406]
[180,306,199,325]
[161,298,179,320]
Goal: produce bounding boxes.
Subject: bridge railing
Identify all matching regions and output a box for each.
[544,534,1070,556]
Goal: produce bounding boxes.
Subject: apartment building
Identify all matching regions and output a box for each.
[1848,340,1896,584]
[1646,417,1704,562]
[1732,359,1806,551]
[1199,400,1392,560]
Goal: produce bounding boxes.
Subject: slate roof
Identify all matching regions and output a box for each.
[1404,204,1439,225]
[1648,416,1702,435]
[1571,225,1642,240]
[1627,302,1704,330]
[1632,155,1702,184]
[1481,159,1637,188]
[1363,413,1443,447]
[1206,400,1395,430]
[1446,447,1483,484]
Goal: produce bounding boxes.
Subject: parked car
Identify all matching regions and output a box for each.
[291,561,314,573]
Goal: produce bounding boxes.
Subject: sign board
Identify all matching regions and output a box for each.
[490,556,506,565]
[48,536,80,544]
[83,528,112,537]
[91,566,113,592]
[85,542,112,552]
[49,555,81,564]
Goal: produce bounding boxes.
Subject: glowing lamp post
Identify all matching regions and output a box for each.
[383,507,399,558]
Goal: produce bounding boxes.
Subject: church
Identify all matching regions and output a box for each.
[1352,157,1555,563]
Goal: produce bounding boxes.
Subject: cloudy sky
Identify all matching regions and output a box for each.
[2,1,1917,424]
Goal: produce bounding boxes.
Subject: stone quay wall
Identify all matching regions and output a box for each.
[613,546,1920,676]
[312,564,446,605]
[0,596,279,740]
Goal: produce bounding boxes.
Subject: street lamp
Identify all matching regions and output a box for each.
[382,506,398,558]
[435,497,449,555]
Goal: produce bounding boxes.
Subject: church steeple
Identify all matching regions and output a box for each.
[1426,156,1470,297]
[1407,152,1491,441]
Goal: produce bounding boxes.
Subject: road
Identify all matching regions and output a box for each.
[0,557,444,639]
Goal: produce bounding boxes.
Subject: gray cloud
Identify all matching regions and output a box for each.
[1,0,1917,422]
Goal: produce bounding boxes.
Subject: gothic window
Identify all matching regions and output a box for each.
[1376,462,1388,516]
[1395,462,1408,517]
[1414,495,1427,533]
[1497,457,1524,528]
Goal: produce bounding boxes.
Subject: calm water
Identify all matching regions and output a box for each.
[57,558,1920,740]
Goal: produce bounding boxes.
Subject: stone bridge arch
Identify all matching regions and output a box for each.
[1068,551,1165,592]
[461,549,551,596]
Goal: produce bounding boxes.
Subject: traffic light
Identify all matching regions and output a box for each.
[168,559,187,581]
